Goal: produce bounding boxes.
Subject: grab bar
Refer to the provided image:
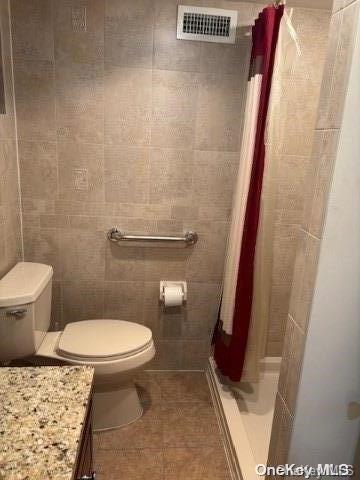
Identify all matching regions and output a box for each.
[107,227,198,247]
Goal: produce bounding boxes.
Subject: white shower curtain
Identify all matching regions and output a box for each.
[221,73,263,335]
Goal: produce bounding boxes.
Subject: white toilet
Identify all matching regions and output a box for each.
[0,262,155,431]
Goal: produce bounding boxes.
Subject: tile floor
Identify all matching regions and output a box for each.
[93,371,231,480]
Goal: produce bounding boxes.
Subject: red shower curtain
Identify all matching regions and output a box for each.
[213,5,284,382]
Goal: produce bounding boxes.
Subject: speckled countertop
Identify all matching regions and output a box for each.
[0,366,94,480]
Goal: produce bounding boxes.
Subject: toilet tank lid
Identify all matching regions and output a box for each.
[0,262,53,307]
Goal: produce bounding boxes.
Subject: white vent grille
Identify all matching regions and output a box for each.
[183,12,231,37]
[177,6,238,44]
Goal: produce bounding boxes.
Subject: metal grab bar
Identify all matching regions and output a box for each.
[107,227,198,247]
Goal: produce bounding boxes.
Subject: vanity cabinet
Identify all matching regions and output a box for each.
[74,400,95,480]
[0,366,95,480]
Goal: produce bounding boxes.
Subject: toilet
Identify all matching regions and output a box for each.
[0,262,155,431]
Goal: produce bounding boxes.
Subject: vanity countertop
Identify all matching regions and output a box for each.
[0,366,94,480]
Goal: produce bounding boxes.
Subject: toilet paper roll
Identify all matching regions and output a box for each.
[164,285,183,307]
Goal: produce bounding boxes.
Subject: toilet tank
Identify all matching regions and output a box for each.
[0,262,53,362]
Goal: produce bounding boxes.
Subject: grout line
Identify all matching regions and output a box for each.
[275,153,310,159]
[145,369,205,372]
[49,1,64,321]
[277,390,294,420]
[333,0,360,15]
[314,127,340,132]
[10,56,55,64]
[47,140,242,154]
[288,313,305,337]
[299,226,321,241]
[148,2,155,211]
[7,0,24,261]
[102,0,106,298]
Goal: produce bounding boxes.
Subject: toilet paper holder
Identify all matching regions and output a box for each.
[160,281,187,303]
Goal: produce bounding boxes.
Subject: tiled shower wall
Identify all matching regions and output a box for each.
[268,0,360,466]
[10,0,262,369]
[265,8,330,356]
[0,0,22,278]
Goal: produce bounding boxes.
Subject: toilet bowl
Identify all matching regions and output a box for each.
[37,319,155,430]
[0,262,155,431]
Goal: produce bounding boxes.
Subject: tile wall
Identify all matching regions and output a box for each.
[264,7,330,356]
[10,0,262,368]
[0,0,22,278]
[268,0,360,467]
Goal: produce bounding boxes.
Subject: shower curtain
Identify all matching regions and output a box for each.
[213,4,284,382]
[243,8,301,382]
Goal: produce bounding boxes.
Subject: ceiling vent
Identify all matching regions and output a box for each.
[177,5,238,44]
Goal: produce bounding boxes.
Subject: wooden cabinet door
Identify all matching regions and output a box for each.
[73,400,94,480]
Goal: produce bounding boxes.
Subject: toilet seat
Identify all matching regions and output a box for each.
[37,327,155,377]
[57,319,153,362]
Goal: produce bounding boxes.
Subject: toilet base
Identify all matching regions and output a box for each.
[34,331,155,430]
[93,380,143,431]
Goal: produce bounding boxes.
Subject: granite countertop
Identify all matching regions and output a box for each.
[0,366,94,480]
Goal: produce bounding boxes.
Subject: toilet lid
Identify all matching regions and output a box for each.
[57,319,153,359]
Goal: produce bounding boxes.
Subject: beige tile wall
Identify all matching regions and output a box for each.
[11,0,261,369]
[268,0,360,468]
[0,0,23,279]
[265,8,330,356]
